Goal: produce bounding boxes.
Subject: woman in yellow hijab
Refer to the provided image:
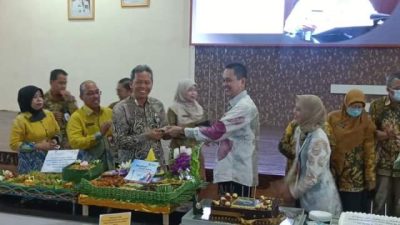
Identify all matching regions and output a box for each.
[328,89,376,213]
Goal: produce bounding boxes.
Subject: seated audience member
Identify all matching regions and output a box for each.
[44,69,78,149]
[9,85,60,174]
[369,72,400,216]
[109,77,132,109]
[282,95,342,215]
[328,89,376,213]
[279,120,335,175]
[168,79,208,179]
[166,63,259,197]
[112,65,167,165]
[67,80,113,170]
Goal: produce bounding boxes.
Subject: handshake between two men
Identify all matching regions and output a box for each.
[146,126,186,141]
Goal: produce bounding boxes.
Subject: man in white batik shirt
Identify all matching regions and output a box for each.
[166,63,259,197]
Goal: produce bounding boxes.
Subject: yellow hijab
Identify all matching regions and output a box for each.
[328,89,371,175]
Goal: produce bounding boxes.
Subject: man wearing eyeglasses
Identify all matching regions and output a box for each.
[369,72,400,217]
[112,65,167,166]
[67,80,114,170]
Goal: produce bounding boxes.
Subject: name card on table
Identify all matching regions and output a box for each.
[41,150,79,173]
[99,212,131,225]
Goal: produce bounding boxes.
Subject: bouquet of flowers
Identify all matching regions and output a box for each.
[171,153,191,174]
[170,146,194,180]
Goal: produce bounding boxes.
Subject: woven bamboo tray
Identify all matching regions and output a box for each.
[62,162,104,183]
[79,178,203,205]
[0,181,77,202]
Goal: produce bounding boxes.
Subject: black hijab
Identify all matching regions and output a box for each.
[17,85,46,122]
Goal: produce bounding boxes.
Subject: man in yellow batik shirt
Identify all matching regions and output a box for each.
[67,80,113,170]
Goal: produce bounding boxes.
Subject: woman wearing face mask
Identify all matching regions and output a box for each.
[327,89,376,212]
[167,80,208,178]
[9,85,60,174]
[282,95,342,215]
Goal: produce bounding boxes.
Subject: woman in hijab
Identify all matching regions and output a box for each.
[278,120,336,175]
[168,80,207,148]
[9,85,60,174]
[282,95,342,215]
[328,89,376,212]
[167,80,208,177]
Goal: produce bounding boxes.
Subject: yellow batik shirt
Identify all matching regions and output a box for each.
[67,105,112,150]
[9,110,60,151]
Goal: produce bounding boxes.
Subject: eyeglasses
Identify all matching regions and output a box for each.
[85,90,102,97]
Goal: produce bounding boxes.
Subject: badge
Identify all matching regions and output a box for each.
[64,113,71,122]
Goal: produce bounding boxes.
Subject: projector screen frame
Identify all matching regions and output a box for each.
[189,0,400,48]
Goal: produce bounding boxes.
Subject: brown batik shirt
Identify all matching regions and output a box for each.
[112,96,167,164]
[369,96,400,177]
[43,91,78,148]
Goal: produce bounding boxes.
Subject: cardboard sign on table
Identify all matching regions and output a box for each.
[41,149,79,173]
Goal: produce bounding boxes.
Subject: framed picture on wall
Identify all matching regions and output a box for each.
[68,0,95,20]
[121,0,150,7]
